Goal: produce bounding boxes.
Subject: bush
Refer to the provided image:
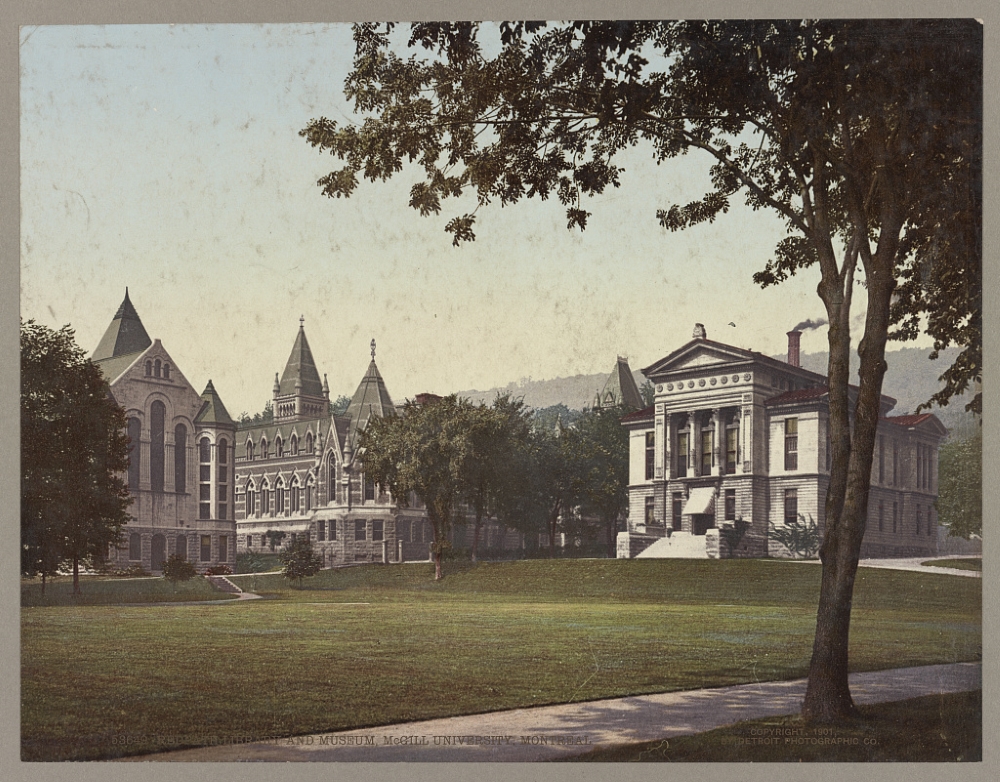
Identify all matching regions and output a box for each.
[769,514,821,559]
[278,537,323,587]
[108,564,151,578]
[204,564,233,576]
[235,550,270,574]
[161,554,197,584]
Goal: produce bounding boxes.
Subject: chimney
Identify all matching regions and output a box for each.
[692,323,707,340]
[787,330,801,368]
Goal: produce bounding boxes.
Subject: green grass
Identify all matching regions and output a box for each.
[921,557,982,572]
[21,559,980,761]
[21,576,239,607]
[562,690,981,762]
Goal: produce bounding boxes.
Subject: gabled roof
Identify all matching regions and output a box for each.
[642,338,754,377]
[596,357,644,410]
[92,289,152,362]
[621,405,654,425]
[884,413,949,437]
[195,380,235,427]
[345,358,396,446]
[93,350,146,385]
[277,322,324,397]
[764,386,830,406]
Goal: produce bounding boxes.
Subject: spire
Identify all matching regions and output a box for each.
[596,355,644,410]
[345,343,396,445]
[92,289,152,361]
[195,379,235,426]
[277,322,324,397]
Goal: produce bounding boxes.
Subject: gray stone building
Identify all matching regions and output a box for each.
[618,325,946,559]
[93,291,238,572]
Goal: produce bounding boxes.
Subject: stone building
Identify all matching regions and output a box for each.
[93,291,238,572]
[618,324,945,560]
[233,327,441,565]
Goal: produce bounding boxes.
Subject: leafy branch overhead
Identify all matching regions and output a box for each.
[301,20,980,414]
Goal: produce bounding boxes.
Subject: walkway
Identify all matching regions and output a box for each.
[858,556,981,578]
[130,661,980,762]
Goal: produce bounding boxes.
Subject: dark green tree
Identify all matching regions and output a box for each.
[936,430,982,540]
[360,394,473,579]
[574,405,630,557]
[279,535,324,588]
[301,20,981,722]
[21,320,132,595]
[161,553,197,587]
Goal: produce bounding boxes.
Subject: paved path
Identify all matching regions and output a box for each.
[130,662,980,762]
[858,556,981,578]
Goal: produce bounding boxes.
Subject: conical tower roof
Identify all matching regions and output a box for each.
[195,380,235,426]
[597,356,644,410]
[92,289,152,361]
[345,342,396,445]
[278,320,324,397]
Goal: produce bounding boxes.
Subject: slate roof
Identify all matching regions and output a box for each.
[621,405,654,424]
[597,356,645,410]
[277,323,324,397]
[92,289,152,362]
[195,380,235,426]
[763,386,831,406]
[345,359,396,446]
[93,350,145,384]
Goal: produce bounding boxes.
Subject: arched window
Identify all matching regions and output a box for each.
[260,437,268,459]
[275,436,283,458]
[127,417,141,490]
[275,479,285,517]
[154,359,161,378]
[145,361,152,377]
[217,438,228,520]
[327,452,337,504]
[199,437,212,519]
[246,440,254,461]
[129,533,141,560]
[306,432,314,454]
[163,363,170,380]
[199,437,211,463]
[290,435,298,456]
[290,478,300,513]
[174,423,187,493]
[261,486,270,516]
[245,480,256,516]
[305,477,314,512]
[150,401,165,492]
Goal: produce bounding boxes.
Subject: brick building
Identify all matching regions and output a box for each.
[618,324,945,559]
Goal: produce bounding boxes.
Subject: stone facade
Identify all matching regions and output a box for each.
[619,324,946,560]
[93,291,238,572]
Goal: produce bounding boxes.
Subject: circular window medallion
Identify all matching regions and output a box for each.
[710,378,717,386]
[743,373,751,381]
[664,384,671,391]
[687,381,695,389]
[720,376,728,385]
[732,374,740,383]
[697,379,705,387]
[657,384,663,392]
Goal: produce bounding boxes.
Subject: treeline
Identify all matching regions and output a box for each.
[360,395,629,579]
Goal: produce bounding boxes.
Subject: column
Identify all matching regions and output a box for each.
[741,399,753,473]
[687,412,697,477]
[664,413,673,480]
[712,407,723,476]
[654,404,665,480]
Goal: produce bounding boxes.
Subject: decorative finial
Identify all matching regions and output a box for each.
[370,338,376,360]
[300,315,305,329]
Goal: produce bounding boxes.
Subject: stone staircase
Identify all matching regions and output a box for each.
[205,575,243,594]
[635,531,710,559]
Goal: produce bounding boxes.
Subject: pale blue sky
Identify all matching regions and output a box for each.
[20,23,897,417]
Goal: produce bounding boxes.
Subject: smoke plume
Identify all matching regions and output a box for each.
[792,318,828,331]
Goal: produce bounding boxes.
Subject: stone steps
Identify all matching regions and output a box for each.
[635,532,709,559]
[205,575,243,594]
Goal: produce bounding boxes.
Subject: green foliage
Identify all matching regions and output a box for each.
[204,564,233,576]
[769,514,821,560]
[639,380,656,408]
[161,554,197,584]
[264,529,286,552]
[237,400,274,427]
[720,517,751,558]
[329,394,351,416]
[236,550,272,574]
[278,536,324,587]
[936,429,982,539]
[530,403,583,432]
[572,405,631,555]
[21,320,131,593]
[107,564,151,578]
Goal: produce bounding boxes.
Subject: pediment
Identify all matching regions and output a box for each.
[642,339,753,379]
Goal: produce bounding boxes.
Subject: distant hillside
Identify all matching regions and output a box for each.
[456,345,976,434]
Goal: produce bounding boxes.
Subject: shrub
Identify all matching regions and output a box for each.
[235,550,270,574]
[769,514,821,559]
[204,564,233,576]
[161,554,196,584]
[108,564,151,578]
[278,536,323,587]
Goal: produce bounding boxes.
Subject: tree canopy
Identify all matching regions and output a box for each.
[936,430,982,541]
[302,19,981,723]
[21,320,132,594]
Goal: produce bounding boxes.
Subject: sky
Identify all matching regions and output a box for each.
[19,22,921,418]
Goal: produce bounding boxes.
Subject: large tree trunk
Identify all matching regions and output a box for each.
[803,234,898,722]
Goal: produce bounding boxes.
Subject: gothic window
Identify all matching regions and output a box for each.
[275,481,285,517]
[150,401,165,492]
[290,435,298,456]
[275,436,283,458]
[199,436,211,519]
[261,487,270,516]
[306,432,314,453]
[246,481,256,516]
[127,417,141,490]
[174,424,187,494]
[260,438,268,459]
[329,520,337,540]
[305,480,313,512]
[784,418,798,471]
[644,432,655,480]
[291,482,300,513]
[246,440,254,461]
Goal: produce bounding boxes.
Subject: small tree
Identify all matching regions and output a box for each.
[720,517,751,558]
[769,514,821,560]
[161,554,196,588]
[279,536,323,588]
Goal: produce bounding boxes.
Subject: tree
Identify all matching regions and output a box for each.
[936,430,982,540]
[264,529,286,552]
[330,394,352,416]
[573,405,630,557]
[279,535,324,588]
[161,553,197,586]
[360,394,473,579]
[639,380,656,409]
[301,20,981,722]
[21,320,132,595]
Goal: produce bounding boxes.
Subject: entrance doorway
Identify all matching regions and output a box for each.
[692,514,715,536]
[151,534,166,570]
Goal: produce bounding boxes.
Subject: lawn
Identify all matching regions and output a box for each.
[21,575,239,607]
[921,557,982,572]
[21,559,981,761]
[563,690,981,762]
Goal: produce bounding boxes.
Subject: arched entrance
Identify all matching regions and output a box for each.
[151,534,166,571]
